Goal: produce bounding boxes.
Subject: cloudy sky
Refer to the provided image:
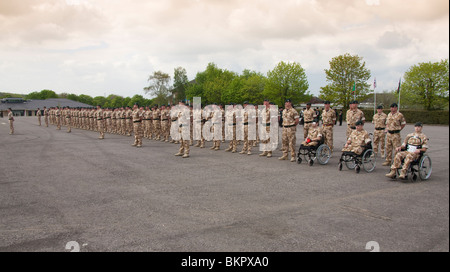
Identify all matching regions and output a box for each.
[0,0,448,99]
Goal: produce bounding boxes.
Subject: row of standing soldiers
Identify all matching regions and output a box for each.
[40,105,176,142]
[39,99,409,166]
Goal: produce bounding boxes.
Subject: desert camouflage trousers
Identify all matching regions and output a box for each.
[391,151,420,173]
[385,133,401,163]
[373,130,386,156]
[282,127,296,157]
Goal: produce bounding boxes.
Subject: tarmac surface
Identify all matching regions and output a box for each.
[0,116,448,252]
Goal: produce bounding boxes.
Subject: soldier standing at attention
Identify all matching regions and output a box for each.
[174,101,190,158]
[372,105,387,158]
[120,107,127,135]
[259,100,273,158]
[160,105,170,142]
[55,107,61,130]
[124,106,132,136]
[36,108,42,126]
[239,102,253,155]
[321,101,336,152]
[302,102,316,141]
[279,99,299,162]
[211,104,222,151]
[131,104,143,147]
[382,103,406,166]
[7,108,14,135]
[189,104,194,145]
[91,108,96,131]
[225,104,237,153]
[96,105,105,139]
[152,105,161,140]
[386,122,428,179]
[112,108,117,134]
[43,107,49,127]
[143,106,150,139]
[65,107,72,133]
[345,100,365,138]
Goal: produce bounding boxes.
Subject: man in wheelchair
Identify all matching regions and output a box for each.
[338,120,376,173]
[300,119,323,148]
[386,122,429,180]
[341,120,371,155]
[297,119,331,165]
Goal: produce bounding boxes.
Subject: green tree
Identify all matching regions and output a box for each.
[129,94,147,107]
[172,67,189,103]
[26,89,58,100]
[67,93,79,101]
[401,59,449,110]
[185,63,236,105]
[263,61,309,107]
[77,94,94,105]
[221,70,266,105]
[240,70,266,105]
[123,97,131,108]
[319,53,371,109]
[144,71,171,106]
[222,76,244,104]
[93,96,107,107]
[110,96,125,108]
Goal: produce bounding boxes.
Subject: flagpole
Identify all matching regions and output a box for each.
[398,78,401,110]
[373,78,376,116]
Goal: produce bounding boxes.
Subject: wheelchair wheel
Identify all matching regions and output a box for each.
[355,165,361,173]
[338,162,343,171]
[344,155,356,170]
[316,144,331,165]
[418,155,432,180]
[362,149,376,173]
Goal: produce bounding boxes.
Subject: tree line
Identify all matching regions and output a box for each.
[2,54,448,110]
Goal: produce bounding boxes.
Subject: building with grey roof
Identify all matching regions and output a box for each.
[0,98,93,118]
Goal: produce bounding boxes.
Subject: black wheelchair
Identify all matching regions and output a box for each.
[338,138,376,173]
[297,138,331,166]
[392,144,432,182]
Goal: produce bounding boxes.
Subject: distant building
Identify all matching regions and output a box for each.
[0,98,93,117]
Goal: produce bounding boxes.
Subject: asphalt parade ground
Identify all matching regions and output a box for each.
[0,117,448,252]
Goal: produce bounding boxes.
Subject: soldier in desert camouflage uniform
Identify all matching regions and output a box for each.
[152,105,161,140]
[342,120,371,155]
[7,108,14,135]
[160,105,170,142]
[302,102,316,140]
[382,103,406,166]
[95,105,105,139]
[300,119,322,147]
[55,107,61,130]
[321,101,336,152]
[386,122,428,179]
[36,108,42,126]
[44,107,49,127]
[65,107,71,133]
[239,102,255,155]
[259,100,273,158]
[131,104,143,147]
[225,104,237,153]
[174,101,190,158]
[372,105,387,158]
[346,100,365,138]
[279,99,299,162]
